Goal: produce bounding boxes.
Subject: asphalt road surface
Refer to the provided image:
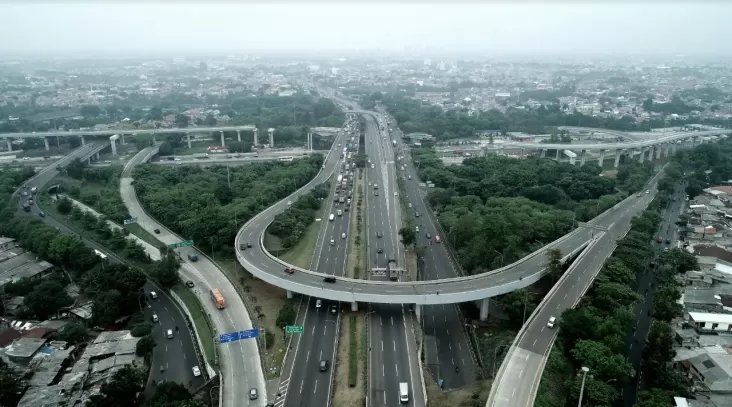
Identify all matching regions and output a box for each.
[617,185,686,406]
[390,116,479,389]
[121,147,266,407]
[283,126,355,407]
[488,173,665,407]
[364,115,425,407]
[13,147,203,393]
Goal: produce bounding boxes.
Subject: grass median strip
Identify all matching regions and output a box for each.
[333,313,366,407]
[172,284,217,369]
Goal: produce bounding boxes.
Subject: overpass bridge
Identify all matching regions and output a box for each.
[235,112,684,320]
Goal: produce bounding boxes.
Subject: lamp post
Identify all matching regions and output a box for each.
[492,344,511,377]
[577,366,590,407]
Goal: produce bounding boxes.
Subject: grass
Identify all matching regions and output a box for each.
[348,315,358,387]
[345,169,365,279]
[278,201,328,269]
[534,341,572,407]
[333,313,366,407]
[215,258,290,379]
[425,375,490,407]
[172,284,217,369]
[125,222,162,248]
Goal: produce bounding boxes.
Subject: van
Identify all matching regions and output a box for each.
[399,382,409,404]
[337,210,342,216]
[329,214,335,221]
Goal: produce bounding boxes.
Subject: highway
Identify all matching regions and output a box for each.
[362,114,424,406]
[486,172,665,407]
[389,117,480,389]
[120,148,267,407]
[283,121,355,407]
[0,124,258,139]
[13,145,203,391]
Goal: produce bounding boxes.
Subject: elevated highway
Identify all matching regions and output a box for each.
[235,115,670,315]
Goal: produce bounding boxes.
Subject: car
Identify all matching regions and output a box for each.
[239,243,247,250]
[39,212,45,218]
[150,291,158,299]
[415,212,420,217]
[408,203,412,208]
[246,242,252,248]
[636,193,642,197]
[376,231,383,238]
[368,182,372,186]
[330,239,335,246]
[330,304,338,314]
[284,267,294,274]
[341,232,346,239]
[645,190,650,194]
[166,329,174,339]
[320,359,330,372]
[426,232,431,239]
[154,228,160,234]
[374,191,379,196]
[323,276,336,283]
[192,366,201,377]
[657,236,663,243]
[377,248,383,253]
[394,191,397,196]
[316,299,322,308]
[249,388,258,400]
[415,226,419,232]
[547,316,556,328]
[664,247,670,252]
[408,175,411,180]
[287,201,292,206]
[152,314,159,323]
[185,280,195,288]
[665,239,671,244]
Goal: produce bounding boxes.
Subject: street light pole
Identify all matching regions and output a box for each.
[577,366,590,407]
[492,344,511,377]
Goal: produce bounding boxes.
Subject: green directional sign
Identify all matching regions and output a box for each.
[285,325,304,334]
[168,240,194,249]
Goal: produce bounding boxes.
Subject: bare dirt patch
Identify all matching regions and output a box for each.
[425,370,491,407]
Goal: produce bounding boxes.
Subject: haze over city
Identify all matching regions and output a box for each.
[2,3,732,56]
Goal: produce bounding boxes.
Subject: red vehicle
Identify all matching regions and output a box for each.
[284,267,295,274]
[434,235,441,243]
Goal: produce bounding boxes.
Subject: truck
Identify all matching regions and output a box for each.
[399,382,409,404]
[339,196,345,204]
[337,174,343,185]
[388,258,399,281]
[210,288,226,309]
[337,209,343,216]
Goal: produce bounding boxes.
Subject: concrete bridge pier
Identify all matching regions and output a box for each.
[614,149,622,168]
[268,128,275,147]
[598,149,605,168]
[307,132,313,151]
[220,131,225,147]
[253,128,259,146]
[120,134,125,145]
[579,150,586,166]
[663,144,670,158]
[480,297,490,321]
[110,135,120,155]
[187,134,192,148]
[6,139,11,152]
[655,145,662,160]
[555,149,560,161]
[415,304,422,322]
[638,147,645,163]
[539,149,546,159]
[237,130,241,142]
[286,290,294,299]
[351,302,358,312]
[152,134,157,145]
[80,135,85,146]
[44,137,50,151]
[95,152,99,160]
[672,143,677,155]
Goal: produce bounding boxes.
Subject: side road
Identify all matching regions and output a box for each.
[120,147,267,407]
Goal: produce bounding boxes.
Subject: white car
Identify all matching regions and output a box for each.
[645,190,650,194]
[341,232,346,239]
[547,316,556,329]
[330,239,335,246]
[192,366,201,377]
[316,299,322,309]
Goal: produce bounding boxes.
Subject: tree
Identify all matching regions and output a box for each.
[145,381,205,407]
[635,389,677,407]
[546,248,563,282]
[87,365,145,407]
[0,360,26,407]
[398,226,416,247]
[203,114,217,126]
[57,196,73,214]
[136,334,156,357]
[497,289,536,330]
[58,322,88,344]
[131,322,153,337]
[175,114,190,128]
[153,252,180,288]
[570,339,634,381]
[24,278,73,320]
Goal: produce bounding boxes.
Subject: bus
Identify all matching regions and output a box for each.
[210,288,226,309]
[278,156,294,162]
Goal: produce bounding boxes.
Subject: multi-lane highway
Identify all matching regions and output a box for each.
[389,116,479,389]
[13,145,203,391]
[487,172,665,407]
[120,148,266,407]
[283,122,355,407]
[362,114,424,406]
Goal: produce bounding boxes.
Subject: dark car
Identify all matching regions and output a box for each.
[376,231,383,238]
[323,276,336,283]
[377,248,383,253]
[185,280,195,288]
[656,236,663,243]
[665,239,671,244]
[154,228,160,234]
[319,359,330,372]
[246,242,252,248]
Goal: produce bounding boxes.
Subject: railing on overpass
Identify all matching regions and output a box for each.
[0,125,260,139]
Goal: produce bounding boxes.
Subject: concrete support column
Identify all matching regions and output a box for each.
[120,134,125,145]
[691,137,697,148]
[110,135,119,156]
[44,137,50,151]
[152,134,157,145]
[480,298,490,321]
[638,147,645,163]
[663,144,670,158]
[569,154,576,166]
[286,290,294,299]
[80,135,85,146]
[555,149,560,161]
[307,132,313,151]
[580,150,586,166]
[655,145,661,160]
[351,301,358,312]
[539,149,546,158]
[187,134,192,148]
[220,131,225,147]
[253,128,259,146]
[672,143,677,155]
[614,149,622,168]
[415,304,422,323]
[237,130,241,142]
[598,149,605,168]
[6,139,11,152]
[268,128,274,147]
[95,152,99,160]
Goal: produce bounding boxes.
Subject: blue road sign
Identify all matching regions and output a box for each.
[218,328,259,344]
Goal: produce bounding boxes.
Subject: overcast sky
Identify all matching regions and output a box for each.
[1,3,730,56]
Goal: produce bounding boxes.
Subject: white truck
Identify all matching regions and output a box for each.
[399,382,409,404]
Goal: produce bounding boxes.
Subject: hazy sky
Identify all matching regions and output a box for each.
[2,3,731,56]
